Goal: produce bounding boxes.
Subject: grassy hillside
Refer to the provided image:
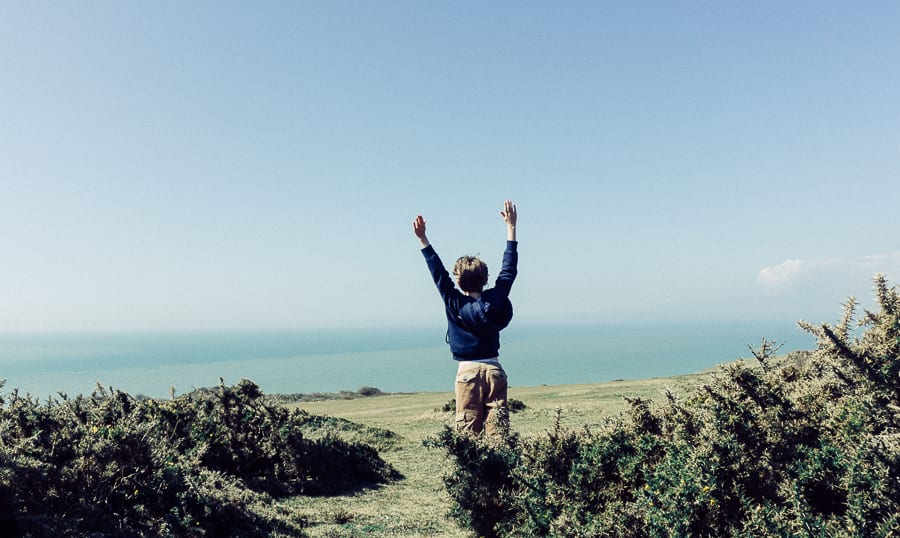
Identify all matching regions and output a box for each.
[284,370,716,537]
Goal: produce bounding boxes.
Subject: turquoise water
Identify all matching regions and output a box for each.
[0,322,815,399]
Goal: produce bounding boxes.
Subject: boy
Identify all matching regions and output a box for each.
[413,200,518,436]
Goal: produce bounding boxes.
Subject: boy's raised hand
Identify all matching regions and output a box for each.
[500,200,517,225]
[501,200,517,241]
[413,215,430,247]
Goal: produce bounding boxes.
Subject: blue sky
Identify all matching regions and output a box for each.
[1,2,898,331]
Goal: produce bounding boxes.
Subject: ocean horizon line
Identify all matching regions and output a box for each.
[0,317,808,336]
[1,321,815,400]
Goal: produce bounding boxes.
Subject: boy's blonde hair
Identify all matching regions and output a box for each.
[453,256,489,293]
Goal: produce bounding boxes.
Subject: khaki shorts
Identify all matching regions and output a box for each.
[455,361,509,436]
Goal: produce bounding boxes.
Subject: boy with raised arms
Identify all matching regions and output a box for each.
[413,200,518,435]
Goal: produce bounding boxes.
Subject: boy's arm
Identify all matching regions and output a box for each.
[495,200,518,294]
[414,214,460,306]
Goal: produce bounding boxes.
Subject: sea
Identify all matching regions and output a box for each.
[0,322,816,400]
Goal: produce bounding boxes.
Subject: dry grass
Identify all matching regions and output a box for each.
[281,370,716,537]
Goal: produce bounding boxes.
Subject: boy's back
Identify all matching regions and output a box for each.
[419,241,517,359]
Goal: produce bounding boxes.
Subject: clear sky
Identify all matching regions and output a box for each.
[1,2,898,331]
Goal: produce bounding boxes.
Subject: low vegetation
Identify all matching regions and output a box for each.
[438,398,527,413]
[265,386,389,405]
[0,379,400,536]
[3,275,897,537]
[427,274,900,537]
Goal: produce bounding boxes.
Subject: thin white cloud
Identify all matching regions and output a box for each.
[859,251,900,266]
[757,258,841,293]
[757,252,900,294]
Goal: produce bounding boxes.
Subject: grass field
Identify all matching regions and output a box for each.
[283,368,721,537]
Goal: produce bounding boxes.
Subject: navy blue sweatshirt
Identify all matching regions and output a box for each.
[421,241,518,360]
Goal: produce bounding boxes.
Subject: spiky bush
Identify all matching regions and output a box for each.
[437,398,527,413]
[0,379,400,536]
[429,274,900,537]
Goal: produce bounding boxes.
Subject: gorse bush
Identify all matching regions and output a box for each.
[294,412,401,453]
[438,398,527,413]
[264,385,388,404]
[429,274,900,537]
[0,379,401,536]
[425,427,521,538]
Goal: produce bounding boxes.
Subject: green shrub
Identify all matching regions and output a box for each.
[294,411,401,452]
[424,427,520,538]
[0,379,400,536]
[356,386,384,397]
[429,274,900,537]
[264,386,389,404]
[438,398,527,413]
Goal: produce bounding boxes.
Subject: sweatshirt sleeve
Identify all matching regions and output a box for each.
[421,245,461,308]
[493,240,518,296]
